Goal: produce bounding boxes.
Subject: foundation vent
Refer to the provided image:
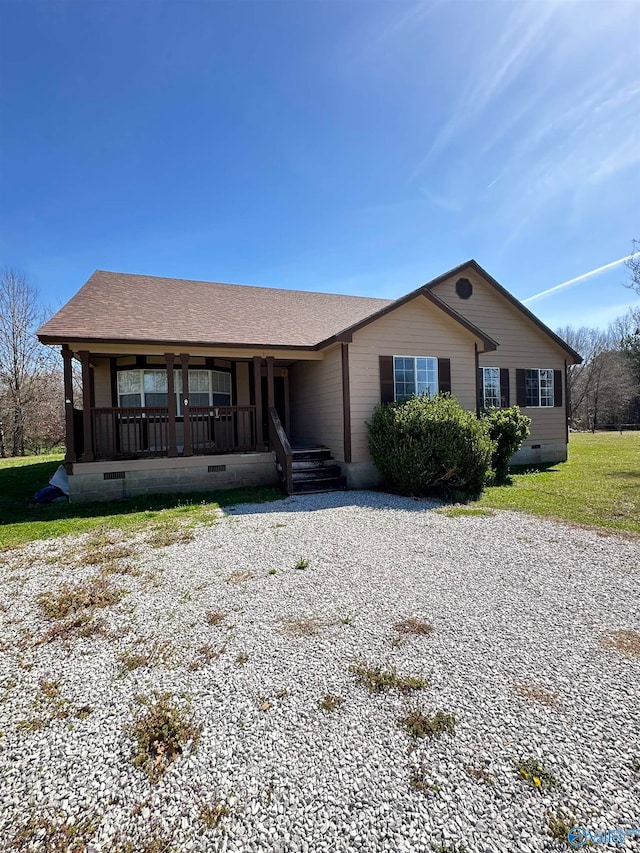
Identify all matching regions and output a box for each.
[531,444,541,449]
[103,471,126,480]
[208,464,226,473]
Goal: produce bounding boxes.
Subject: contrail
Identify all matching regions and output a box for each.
[522,252,640,304]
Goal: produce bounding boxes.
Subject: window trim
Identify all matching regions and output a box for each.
[481,366,501,409]
[392,355,439,402]
[524,367,554,408]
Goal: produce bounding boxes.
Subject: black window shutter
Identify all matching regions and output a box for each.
[379,355,394,404]
[477,367,484,410]
[438,358,451,395]
[516,369,526,407]
[553,369,563,407]
[500,368,510,407]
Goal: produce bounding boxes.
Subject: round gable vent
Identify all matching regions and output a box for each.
[455,277,473,299]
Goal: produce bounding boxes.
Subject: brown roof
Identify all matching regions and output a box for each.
[38,262,557,357]
[37,270,394,348]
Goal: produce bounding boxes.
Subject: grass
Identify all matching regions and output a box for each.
[293,558,310,570]
[438,507,493,518]
[0,452,282,550]
[38,576,124,619]
[199,802,230,830]
[40,612,106,644]
[117,641,174,675]
[548,810,580,847]
[319,693,344,712]
[128,692,201,783]
[477,432,640,535]
[349,661,428,694]
[409,764,442,795]
[10,810,100,852]
[398,709,456,739]
[145,524,196,549]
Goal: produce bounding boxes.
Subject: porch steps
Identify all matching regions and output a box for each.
[290,447,346,494]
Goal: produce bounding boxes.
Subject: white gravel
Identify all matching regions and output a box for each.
[0,490,639,852]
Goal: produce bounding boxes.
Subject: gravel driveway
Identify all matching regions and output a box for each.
[1,491,639,852]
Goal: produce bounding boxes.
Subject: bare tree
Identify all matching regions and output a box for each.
[0,268,56,456]
[557,324,615,428]
[625,238,640,295]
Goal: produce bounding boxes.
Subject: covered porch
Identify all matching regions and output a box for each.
[63,349,291,464]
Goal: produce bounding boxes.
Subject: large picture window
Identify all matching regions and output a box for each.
[393,356,438,402]
[525,368,554,407]
[117,368,232,412]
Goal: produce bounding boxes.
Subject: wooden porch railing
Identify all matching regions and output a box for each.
[187,406,256,455]
[91,405,257,460]
[268,406,293,494]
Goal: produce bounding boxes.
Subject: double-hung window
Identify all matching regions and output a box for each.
[393,356,438,402]
[482,367,501,409]
[525,368,554,407]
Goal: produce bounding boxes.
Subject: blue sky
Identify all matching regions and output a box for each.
[1,0,639,331]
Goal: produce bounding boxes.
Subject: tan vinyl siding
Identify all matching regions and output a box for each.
[289,344,344,460]
[349,296,481,464]
[433,270,567,449]
[93,358,112,407]
[235,362,250,406]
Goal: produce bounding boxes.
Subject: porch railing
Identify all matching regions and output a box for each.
[268,406,293,494]
[91,405,257,460]
[188,406,256,455]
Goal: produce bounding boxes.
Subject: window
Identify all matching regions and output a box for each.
[393,356,438,401]
[482,367,501,408]
[525,368,554,407]
[117,368,232,412]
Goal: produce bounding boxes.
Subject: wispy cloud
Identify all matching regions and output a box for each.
[410,3,557,179]
[523,253,640,304]
[370,0,440,48]
[407,3,639,235]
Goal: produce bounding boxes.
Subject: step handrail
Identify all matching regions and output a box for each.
[268,406,293,494]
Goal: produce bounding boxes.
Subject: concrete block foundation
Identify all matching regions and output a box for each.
[68,452,279,502]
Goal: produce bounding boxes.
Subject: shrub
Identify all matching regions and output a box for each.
[482,406,531,483]
[367,395,494,499]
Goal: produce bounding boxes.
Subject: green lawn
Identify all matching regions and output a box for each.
[0,453,282,551]
[478,432,639,535]
[1,432,638,549]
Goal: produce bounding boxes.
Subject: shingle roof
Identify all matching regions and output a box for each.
[37,270,394,348]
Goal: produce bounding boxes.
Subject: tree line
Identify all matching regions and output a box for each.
[0,269,64,457]
[558,306,640,431]
[557,243,640,431]
[1,246,639,456]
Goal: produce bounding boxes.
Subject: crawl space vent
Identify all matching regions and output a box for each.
[208,464,226,473]
[103,471,126,481]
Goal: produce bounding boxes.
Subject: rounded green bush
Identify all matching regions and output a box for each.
[482,406,531,484]
[367,395,495,499]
